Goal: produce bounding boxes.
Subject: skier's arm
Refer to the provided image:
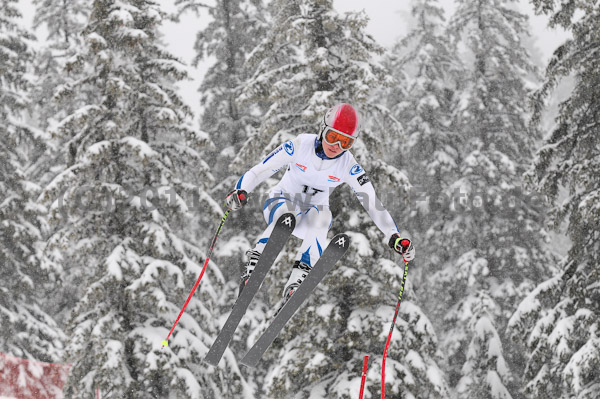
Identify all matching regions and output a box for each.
[344,162,399,238]
[234,138,299,193]
[344,162,416,260]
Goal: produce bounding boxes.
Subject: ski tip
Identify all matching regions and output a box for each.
[276,212,296,230]
[331,233,350,249]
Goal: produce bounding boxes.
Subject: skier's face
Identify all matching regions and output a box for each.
[323,141,344,158]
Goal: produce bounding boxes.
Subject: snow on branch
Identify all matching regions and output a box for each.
[507,274,562,336]
[563,336,600,393]
[119,136,159,159]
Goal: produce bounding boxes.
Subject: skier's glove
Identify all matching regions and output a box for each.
[225,189,248,211]
[389,233,415,262]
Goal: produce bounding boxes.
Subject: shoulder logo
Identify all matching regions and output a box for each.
[357,174,370,186]
[350,164,364,175]
[328,175,341,182]
[284,140,294,155]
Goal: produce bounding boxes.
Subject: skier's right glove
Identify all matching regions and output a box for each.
[389,234,415,262]
[225,189,248,211]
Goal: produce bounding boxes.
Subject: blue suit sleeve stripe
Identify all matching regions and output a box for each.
[236,175,244,189]
[262,152,276,164]
[257,237,269,244]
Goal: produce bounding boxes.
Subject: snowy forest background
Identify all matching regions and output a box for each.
[1,0,598,398]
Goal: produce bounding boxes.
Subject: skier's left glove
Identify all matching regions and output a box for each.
[225,189,248,211]
[389,233,415,262]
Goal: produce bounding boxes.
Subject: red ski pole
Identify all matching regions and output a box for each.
[381,260,409,399]
[359,355,369,399]
[162,210,230,348]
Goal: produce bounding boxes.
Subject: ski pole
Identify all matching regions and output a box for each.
[359,355,369,399]
[381,260,409,399]
[162,210,231,348]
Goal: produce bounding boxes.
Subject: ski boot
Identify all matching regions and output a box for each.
[282,260,312,302]
[274,261,312,316]
[238,249,261,297]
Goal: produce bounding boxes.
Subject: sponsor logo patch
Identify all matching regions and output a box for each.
[328,175,341,182]
[284,140,294,155]
[357,174,370,186]
[350,164,364,175]
[296,163,307,172]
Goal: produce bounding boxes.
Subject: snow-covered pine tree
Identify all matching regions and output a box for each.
[426,0,556,398]
[38,1,251,397]
[184,0,268,182]
[384,0,462,285]
[224,1,448,397]
[179,0,270,286]
[30,2,93,326]
[233,0,396,169]
[0,0,64,391]
[31,0,90,133]
[508,1,600,398]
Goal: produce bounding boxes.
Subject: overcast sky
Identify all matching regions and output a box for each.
[18,0,569,114]
[333,0,569,58]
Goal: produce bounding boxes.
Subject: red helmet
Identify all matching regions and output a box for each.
[320,103,360,150]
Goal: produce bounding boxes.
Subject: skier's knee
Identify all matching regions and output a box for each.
[314,208,332,230]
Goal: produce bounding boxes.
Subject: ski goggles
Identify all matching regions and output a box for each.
[322,126,356,150]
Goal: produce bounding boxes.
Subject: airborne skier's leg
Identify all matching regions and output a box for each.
[238,249,261,297]
[239,193,302,295]
[204,213,296,366]
[241,232,351,367]
[283,205,332,299]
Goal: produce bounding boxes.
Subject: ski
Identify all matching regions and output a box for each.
[204,213,296,366]
[240,233,350,368]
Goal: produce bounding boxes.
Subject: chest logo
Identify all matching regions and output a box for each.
[296,163,307,172]
[350,164,364,175]
[284,140,295,155]
[328,175,341,182]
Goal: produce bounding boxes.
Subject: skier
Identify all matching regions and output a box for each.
[225,103,415,302]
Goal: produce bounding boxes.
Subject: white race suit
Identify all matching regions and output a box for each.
[235,133,400,267]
